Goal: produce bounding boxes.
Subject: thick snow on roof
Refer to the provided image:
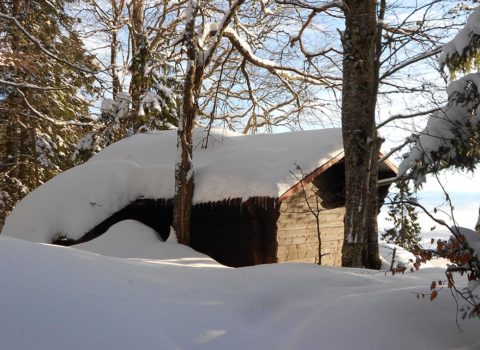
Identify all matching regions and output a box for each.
[2,128,344,243]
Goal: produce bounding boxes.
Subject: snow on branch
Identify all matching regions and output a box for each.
[0,79,65,91]
[380,47,442,81]
[399,73,480,183]
[439,6,480,72]
[0,12,96,74]
[274,0,343,12]
[222,26,336,85]
[198,0,246,68]
[17,89,98,128]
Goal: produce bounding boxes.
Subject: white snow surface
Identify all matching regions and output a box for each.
[459,226,480,258]
[2,127,344,243]
[1,230,478,350]
[75,220,222,267]
[379,241,447,270]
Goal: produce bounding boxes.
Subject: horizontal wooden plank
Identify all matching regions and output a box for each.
[277,249,319,261]
[277,239,343,249]
[278,253,342,267]
[322,256,342,266]
[278,225,343,232]
[278,235,319,245]
[279,257,318,264]
[277,227,343,237]
[278,207,331,214]
[277,210,344,221]
[278,243,319,254]
[277,249,343,266]
[277,216,344,229]
[277,224,343,233]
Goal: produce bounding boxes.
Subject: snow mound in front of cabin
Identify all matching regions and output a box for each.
[1,235,478,350]
[74,220,222,267]
[2,128,344,243]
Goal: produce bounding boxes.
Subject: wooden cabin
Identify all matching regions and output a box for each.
[3,128,396,267]
[72,153,396,268]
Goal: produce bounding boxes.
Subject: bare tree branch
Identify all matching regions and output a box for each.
[0,79,65,91]
[376,107,441,129]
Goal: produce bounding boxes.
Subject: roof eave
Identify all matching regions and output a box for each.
[278,151,345,202]
[278,151,398,203]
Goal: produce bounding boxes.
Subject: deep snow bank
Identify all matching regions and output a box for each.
[1,235,478,350]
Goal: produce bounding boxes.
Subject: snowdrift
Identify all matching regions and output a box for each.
[1,233,478,350]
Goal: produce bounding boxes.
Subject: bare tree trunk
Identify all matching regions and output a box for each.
[173,2,199,245]
[365,135,382,268]
[129,0,148,125]
[341,0,380,268]
[173,0,245,245]
[111,30,120,98]
[475,206,480,233]
[110,0,125,98]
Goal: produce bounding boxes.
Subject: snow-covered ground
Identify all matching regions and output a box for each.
[1,220,478,350]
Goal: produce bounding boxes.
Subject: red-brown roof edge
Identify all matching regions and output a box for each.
[278,151,398,203]
[278,151,345,202]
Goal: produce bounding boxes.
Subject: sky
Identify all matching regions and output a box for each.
[378,170,480,235]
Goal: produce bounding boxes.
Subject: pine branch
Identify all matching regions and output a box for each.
[17,89,98,127]
[0,79,65,91]
[0,12,96,74]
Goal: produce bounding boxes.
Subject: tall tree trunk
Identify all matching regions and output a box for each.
[110,0,125,99]
[365,135,382,268]
[341,0,380,268]
[365,0,386,269]
[111,29,120,98]
[173,2,199,245]
[173,0,244,245]
[174,101,195,245]
[129,0,148,127]
[476,205,480,233]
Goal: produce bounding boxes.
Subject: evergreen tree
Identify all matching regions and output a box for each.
[382,181,421,252]
[0,0,96,228]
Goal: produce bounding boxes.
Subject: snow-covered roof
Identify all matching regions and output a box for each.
[2,127,392,243]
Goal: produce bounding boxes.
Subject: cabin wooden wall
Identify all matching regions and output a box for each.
[277,182,345,266]
[190,199,279,267]
[69,199,173,245]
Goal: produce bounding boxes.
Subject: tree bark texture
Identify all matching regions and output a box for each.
[173,56,196,244]
[173,2,199,245]
[129,0,148,127]
[341,0,381,268]
[110,0,125,99]
[173,0,245,245]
